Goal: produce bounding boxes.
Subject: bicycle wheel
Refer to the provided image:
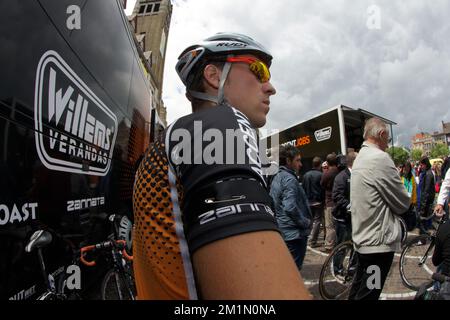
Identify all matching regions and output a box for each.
[101,268,136,300]
[319,241,358,300]
[399,234,436,291]
[399,217,408,247]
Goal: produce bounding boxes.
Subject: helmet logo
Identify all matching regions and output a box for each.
[216,42,248,48]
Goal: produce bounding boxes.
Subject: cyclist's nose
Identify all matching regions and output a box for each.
[264,81,276,96]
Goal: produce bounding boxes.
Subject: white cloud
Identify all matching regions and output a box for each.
[148,0,450,147]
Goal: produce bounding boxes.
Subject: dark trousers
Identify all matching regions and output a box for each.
[309,205,324,244]
[333,221,352,273]
[348,251,394,300]
[286,237,308,271]
[418,204,433,233]
[335,221,352,245]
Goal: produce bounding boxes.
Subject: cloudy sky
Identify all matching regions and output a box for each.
[127,0,450,147]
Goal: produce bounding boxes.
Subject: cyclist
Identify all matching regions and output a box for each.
[132,32,310,300]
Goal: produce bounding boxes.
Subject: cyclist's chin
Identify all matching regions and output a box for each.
[249,114,267,129]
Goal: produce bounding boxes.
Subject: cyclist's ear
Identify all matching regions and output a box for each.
[203,64,221,90]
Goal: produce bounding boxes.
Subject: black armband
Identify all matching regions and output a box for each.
[182,177,279,253]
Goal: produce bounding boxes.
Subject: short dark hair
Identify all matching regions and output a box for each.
[326,153,337,166]
[420,156,431,170]
[279,145,301,166]
[312,156,322,168]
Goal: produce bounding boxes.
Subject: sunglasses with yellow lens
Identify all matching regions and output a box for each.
[226,56,271,83]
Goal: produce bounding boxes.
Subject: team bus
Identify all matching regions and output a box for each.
[0,0,161,299]
[262,105,396,172]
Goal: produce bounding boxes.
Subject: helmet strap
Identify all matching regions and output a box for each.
[217,61,232,104]
[188,90,219,104]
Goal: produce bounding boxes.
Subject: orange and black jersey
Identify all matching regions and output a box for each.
[133,104,279,299]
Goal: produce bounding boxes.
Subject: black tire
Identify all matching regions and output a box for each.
[101,268,136,300]
[399,217,408,247]
[399,234,436,291]
[319,241,358,300]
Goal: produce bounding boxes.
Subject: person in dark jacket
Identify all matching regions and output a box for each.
[332,152,357,275]
[320,153,339,252]
[332,152,357,245]
[270,145,312,271]
[432,219,450,277]
[303,156,324,248]
[418,156,436,234]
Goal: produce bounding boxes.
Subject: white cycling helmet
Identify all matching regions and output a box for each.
[176,32,273,104]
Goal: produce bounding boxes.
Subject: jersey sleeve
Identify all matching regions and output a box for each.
[165,104,280,253]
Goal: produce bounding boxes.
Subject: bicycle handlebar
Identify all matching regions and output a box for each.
[80,240,133,267]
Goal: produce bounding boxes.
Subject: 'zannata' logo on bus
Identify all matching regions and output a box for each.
[314,126,332,142]
[34,50,117,176]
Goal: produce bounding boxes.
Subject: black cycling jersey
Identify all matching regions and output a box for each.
[165,103,278,252]
[133,103,279,299]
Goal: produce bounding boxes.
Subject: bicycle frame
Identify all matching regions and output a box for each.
[419,239,436,266]
[109,246,134,300]
[27,230,80,300]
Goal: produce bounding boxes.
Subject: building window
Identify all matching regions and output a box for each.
[138,1,161,15]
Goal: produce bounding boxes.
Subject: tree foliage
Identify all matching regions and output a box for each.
[431,143,449,159]
[387,146,409,166]
[411,149,423,162]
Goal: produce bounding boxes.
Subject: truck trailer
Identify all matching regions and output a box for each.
[262,105,396,172]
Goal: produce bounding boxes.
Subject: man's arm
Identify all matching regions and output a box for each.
[375,156,410,214]
[320,172,328,189]
[192,231,312,299]
[419,172,434,212]
[302,173,311,200]
[332,173,349,212]
[436,168,450,215]
[282,177,311,229]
